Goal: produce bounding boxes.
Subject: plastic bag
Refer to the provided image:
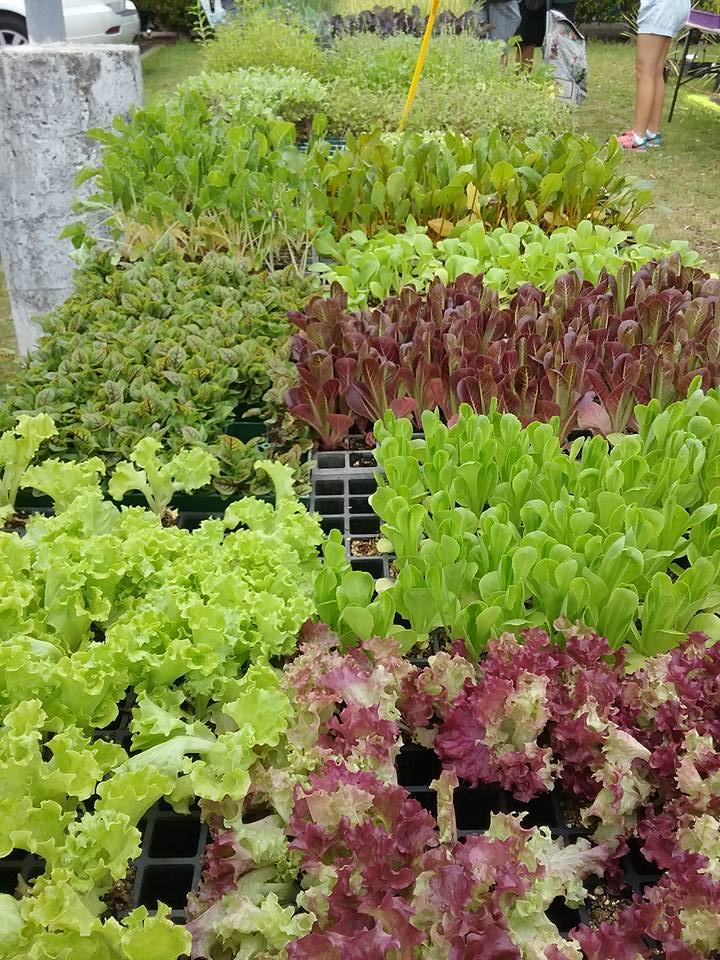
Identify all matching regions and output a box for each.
[543,8,588,105]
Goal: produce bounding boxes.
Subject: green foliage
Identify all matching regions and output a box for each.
[77,111,652,261]
[108,438,219,514]
[203,6,324,75]
[0,465,321,954]
[176,67,329,130]
[350,389,720,656]
[22,458,106,513]
[72,106,327,270]
[0,414,56,521]
[0,246,316,498]
[196,22,571,140]
[317,128,653,237]
[321,32,572,139]
[312,219,701,306]
[133,0,197,33]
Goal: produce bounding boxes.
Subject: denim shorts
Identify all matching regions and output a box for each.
[637,0,691,37]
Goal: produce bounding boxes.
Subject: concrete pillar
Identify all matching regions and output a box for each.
[0,45,143,355]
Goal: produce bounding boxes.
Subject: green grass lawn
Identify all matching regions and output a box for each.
[573,41,720,270]
[141,40,205,107]
[1,36,718,372]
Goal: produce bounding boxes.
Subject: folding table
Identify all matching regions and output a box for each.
[668,9,720,121]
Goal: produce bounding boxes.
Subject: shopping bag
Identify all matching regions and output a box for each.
[543,7,588,105]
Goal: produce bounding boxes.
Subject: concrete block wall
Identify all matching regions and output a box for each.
[0,45,143,354]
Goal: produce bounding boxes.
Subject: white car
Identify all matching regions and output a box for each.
[0,0,140,46]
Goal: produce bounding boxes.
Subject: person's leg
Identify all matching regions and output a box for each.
[517,4,540,68]
[633,33,669,136]
[519,43,535,66]
[647,36,672,133]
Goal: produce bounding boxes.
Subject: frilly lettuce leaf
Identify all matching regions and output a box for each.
[109,438,218,514]
[0,413,57,514]
[0,898,190,960]
[21,458,106,512]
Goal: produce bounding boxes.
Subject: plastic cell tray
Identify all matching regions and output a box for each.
[395,740,667,940]
[131,802,208,925]
[0,851,44,898]
[310,448,391,578]
[92,692,206,924]
[93,689,136,751]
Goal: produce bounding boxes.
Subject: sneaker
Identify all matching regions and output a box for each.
[616,130,647,151]
[646,131,662,147]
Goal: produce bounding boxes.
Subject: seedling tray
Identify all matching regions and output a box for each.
[223,420,267,442]
[95,694,206,923]
[0,689,205,924]
[296,136,346,154]
[0,735,677,950]
[131,801,207,924]
[3,504,223,535]
[0,850,44,898]
[93,689,136,750]
[310,449,391,578]
[11,488,238,515]
[8,492,309,527]
[395,741,663,940]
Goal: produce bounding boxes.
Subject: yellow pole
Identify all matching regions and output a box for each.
[398,0,441,131]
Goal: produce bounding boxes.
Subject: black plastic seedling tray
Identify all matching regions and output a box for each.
[0,736,680,952]
[4,497,311,535]
[0,687,206,925]
[2,505,221,536]
[0,850,44,898]
[223,420,267,442]
[131,802,207,925]
[93,689,136,750]
[0,810,205,927]
[95,693,206,924]
[310,448,391,578]
[395,741,664,939]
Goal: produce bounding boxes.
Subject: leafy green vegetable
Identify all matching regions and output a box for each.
[334,389,720,655]
[201,11,571,140]
[176,67,329,134]
[71,111,651,270]
[108,438,218,514]
[288,262,719,447]
[0,246,316,498]
[0,460,323,956]
[203,6,323,76]
[72,109,330,270]
[312,219,701,307]
[0,897,191,960]
[22,458,106,513]
[321,31,572,139]
[0,414,56,521]
[316,127,652,238]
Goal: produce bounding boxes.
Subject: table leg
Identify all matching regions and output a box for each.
[668,29,692,122]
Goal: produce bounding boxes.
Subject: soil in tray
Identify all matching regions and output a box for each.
[6,510,29,526]
[349,451,377,469]
[558,792,585,829]
[344,434,374,451]
[350,537,380,557]
[102,863,137,917]
[585,883,633,927]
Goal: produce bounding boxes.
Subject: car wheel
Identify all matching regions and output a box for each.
[0,13,28,45]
